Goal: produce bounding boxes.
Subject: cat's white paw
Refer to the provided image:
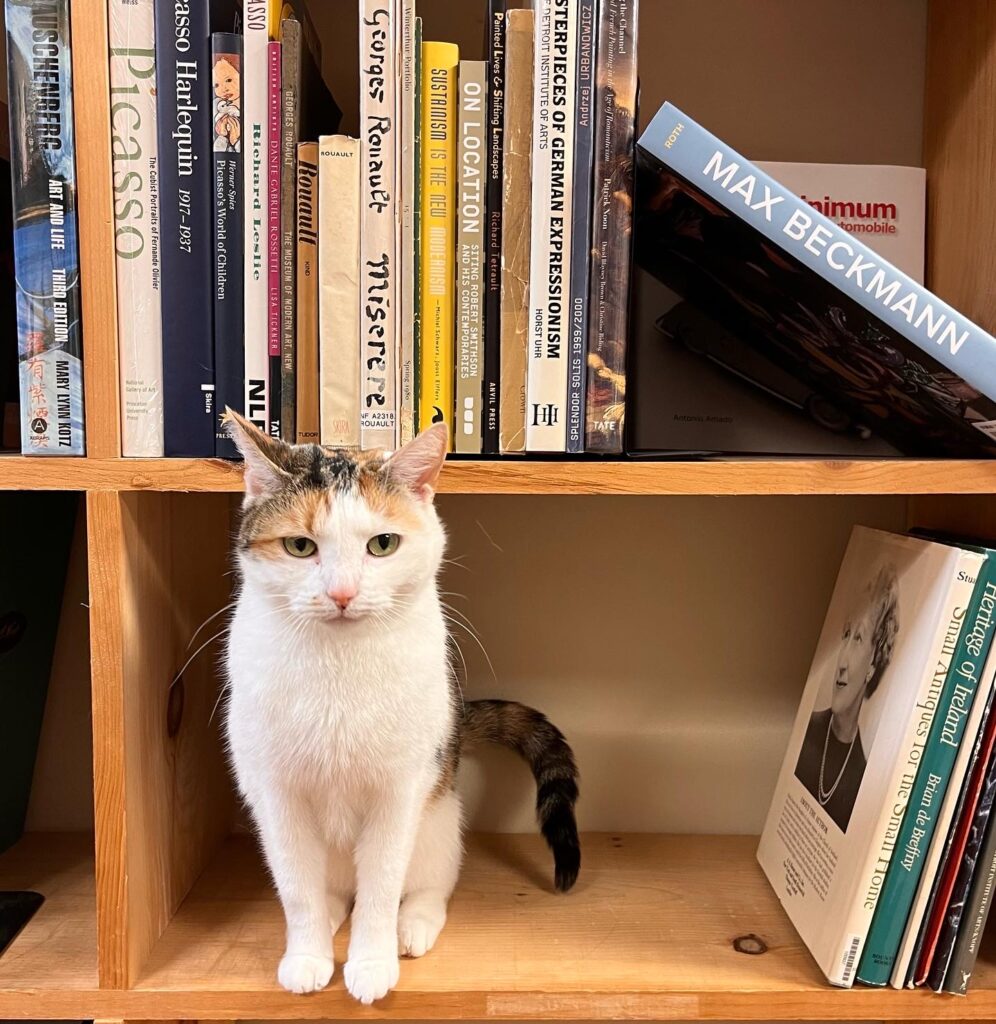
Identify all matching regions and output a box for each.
[278,953,334,994]
[344,955,400,1004]
[398,901,446,957]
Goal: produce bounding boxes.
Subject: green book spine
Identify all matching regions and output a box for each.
[858,553,996,985]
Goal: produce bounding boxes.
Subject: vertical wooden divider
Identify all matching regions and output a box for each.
[71,0,121,458]
[89,490,238,988]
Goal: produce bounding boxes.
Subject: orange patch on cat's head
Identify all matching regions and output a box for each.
[357,468,425,533]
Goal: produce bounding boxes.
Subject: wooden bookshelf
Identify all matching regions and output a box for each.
[3,0,996,1021]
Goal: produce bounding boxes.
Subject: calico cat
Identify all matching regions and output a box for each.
[223,412,580,1003]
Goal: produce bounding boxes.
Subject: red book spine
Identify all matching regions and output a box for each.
[267,40,283,436]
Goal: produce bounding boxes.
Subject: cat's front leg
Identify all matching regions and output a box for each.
[256,794,335,994]
[345,779,426,1004]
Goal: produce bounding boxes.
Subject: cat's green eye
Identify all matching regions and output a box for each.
[367,533,401,557]
[283,536,317,558]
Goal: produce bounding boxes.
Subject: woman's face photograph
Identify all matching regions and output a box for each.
[830,610,876,719]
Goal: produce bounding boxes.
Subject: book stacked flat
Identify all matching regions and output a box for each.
[759,524,996,993]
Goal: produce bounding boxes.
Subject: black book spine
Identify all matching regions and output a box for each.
[155,0,216,456]
[482,0,506,453]
[211,32,243,458]
[566,0,597,454]
[932,743,996,992]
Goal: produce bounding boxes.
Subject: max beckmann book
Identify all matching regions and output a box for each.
[758,526,985,987]
[635,103,996,458]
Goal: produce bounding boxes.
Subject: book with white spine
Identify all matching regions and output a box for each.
[319,136,362,448]
[525,0,577,451]
[242,0,270,434]
[758,527,984,987]
[109,0,163,456]
[359,0,399,451]
[398,0,417,445]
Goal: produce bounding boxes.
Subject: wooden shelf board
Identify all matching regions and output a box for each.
[0,833,96,1001]
[3,455,996,495]
[117,833,996,1020]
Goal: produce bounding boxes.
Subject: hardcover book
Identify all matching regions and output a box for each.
[455,60,486,454]
[636,103,996,457]
[586,0,639,453]
[109,0,163,457]
[242,0,270,435]
[482,0,506,453]
[858,550,996,985]
[525,0,578,452]
[566,0,597,454]
[155,0,215,456]
[497,7,533,454]
[295,142,320,444]
[418,41,458,446]
[266,40,282,437]
[757,527,985,987]
[211,32,244,459]
[6,0,84,455]
[359,0,399,451]
[398,0,418,445]
[318,136,361,449]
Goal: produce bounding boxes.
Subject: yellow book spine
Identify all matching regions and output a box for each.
[419,42,459,446]
[268,0,293,38]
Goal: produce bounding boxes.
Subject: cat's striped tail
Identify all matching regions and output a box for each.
[461,699,580,892]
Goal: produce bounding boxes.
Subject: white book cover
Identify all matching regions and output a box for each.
[359,0,399,451]
[397,0,417,445]
[525,0,577,452]
[109,0,163,457]
[319,136,362,449]
[757,526,984,987]
[757,162,926,283]
[892,633,996,987]
[242,0,270,433]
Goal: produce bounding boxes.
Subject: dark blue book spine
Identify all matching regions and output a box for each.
[155,0,215,456]
[5,0,84,455]
[482,0,505,453]
[566,0,597,454]
[211,32,243,458]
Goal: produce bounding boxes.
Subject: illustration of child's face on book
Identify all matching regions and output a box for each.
[214,56,240,104]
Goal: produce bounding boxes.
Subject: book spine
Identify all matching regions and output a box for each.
[295,142,320,443]
[566,0,596,454]
[109,0,163,457]
[211,32,244,459]
[154,0,215,456]
[482,0,506,454]
[455,61,487,454]
[318,135,362,448]
[525,0,577,452]
[266,41,282,437]
[922,679,996,988]
[279,18,302,442]
[398,0,417,445]
[644,101,996,404]
[859,557,996,985]
[418,41,459,446]
[586,0,639,453]
[242,0,269,434]
[814,550,983,987]
[908,674,996,986]
[359,0,399,451]
[892,645,996,986]
[498,7,534,454]
[412,17,423,435]
[941,764,996,993]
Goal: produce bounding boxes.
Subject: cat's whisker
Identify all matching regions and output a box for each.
[187,601,236,650]
[441,606,497,682]
[170,628,229,689]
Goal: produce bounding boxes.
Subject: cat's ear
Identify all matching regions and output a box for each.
[384,422,448,501]
[223,408,292,500]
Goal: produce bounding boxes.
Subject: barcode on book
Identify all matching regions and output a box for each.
[840,935,862,986]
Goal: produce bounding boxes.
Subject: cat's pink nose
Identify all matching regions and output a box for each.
[328,585,357,610]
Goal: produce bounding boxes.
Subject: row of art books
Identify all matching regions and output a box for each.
[760,525,996,993]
